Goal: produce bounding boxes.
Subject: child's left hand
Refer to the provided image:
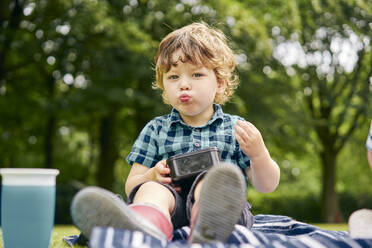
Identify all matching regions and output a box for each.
[234,120,267,160]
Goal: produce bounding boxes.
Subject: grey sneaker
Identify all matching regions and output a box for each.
[348,208,372,238]
[189,163,246,243]
[70,186,167,240]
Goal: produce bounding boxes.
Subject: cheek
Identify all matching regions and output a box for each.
[163,86,176,101]
[203,83,219,96]
[163,83,171,94]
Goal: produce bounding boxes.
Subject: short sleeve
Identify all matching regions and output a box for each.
[126,120,160,168]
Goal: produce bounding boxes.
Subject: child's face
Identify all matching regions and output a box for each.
[162,50,226,126]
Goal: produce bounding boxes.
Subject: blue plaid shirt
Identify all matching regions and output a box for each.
[126,104,251,174]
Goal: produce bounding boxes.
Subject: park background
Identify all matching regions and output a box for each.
[0,0,371,226]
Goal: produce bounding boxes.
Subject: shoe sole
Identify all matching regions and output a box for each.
[70,186,167,240]
[189,163,246,243]
[348,208,372,238]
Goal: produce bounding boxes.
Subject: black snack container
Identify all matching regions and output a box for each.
[167,147,221,184]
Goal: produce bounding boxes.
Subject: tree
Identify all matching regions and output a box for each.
[257,0,371,222]
[2,1,370,221]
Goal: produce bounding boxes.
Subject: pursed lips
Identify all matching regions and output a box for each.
[179,94,191,102]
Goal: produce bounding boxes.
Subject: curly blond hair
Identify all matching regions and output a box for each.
[153,22,239,105]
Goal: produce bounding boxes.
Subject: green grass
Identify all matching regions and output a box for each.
[51,225,85,248]
[0,225,85,248]
[313,223,348,231]
[0,224,348,247]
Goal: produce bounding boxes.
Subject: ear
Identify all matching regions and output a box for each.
[217,78,227,94]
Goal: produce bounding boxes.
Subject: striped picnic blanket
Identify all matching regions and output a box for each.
[64,214,372,247]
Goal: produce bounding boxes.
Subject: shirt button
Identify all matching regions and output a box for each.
[195,128,201,132]
[194,142,200,147]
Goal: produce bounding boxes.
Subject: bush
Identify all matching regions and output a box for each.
[249,191,372,223]
[249,192,322,222]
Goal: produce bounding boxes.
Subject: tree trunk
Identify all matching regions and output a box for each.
[96,113,118,190]
[320,151,342,223]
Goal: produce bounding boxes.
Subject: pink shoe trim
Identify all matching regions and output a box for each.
[130,205,173,240]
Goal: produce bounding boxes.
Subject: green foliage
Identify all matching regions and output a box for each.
[0,0,371,223]
[249,189,372,223]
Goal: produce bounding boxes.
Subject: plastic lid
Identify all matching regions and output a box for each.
[0,168,59,186]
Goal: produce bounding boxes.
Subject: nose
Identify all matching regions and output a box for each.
[179,77,191,90]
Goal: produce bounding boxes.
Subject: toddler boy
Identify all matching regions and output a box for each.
[71,22,280,243]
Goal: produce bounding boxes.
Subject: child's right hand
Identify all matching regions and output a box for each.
[151,160,181,192]
[151,160,172,184]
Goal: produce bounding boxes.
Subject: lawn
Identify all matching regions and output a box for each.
[313,223,348,231]
[0,224,348,247]
[0,225,84,248]
[50,225,84,248]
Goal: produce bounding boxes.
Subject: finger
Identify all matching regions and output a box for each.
[238,121,261,142]
[235,130,247,148]
[158,160,167,168]
[161,167,171,174]
[156,164,170,174]
[237,120,255,134]
[235,124,250,143]
[238,119,255,127]
[236,121,250,136]
[159,176,172,184]
[158,160,169,169]
[243,121,260,136]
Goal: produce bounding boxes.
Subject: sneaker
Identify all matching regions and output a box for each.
[70,186,167,240]
[189,163,246,243]
[348,208,372,238]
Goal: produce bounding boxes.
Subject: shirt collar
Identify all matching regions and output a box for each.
[169,104,224,128]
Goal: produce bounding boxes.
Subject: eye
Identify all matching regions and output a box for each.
[193,73,203,78]
[168,75,179,80]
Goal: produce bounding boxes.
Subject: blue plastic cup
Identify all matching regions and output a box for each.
[0,168,59,248]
